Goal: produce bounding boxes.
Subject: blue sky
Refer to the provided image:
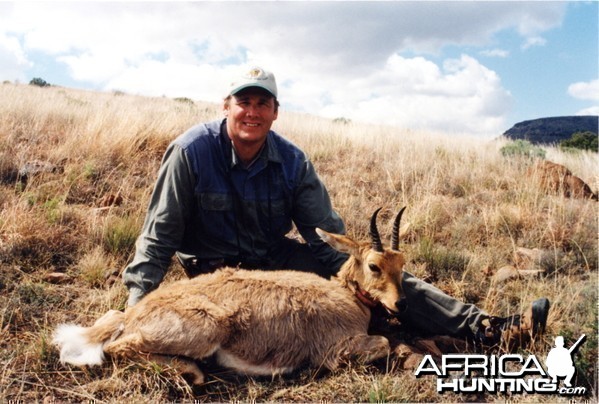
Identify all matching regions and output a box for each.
[1,1,597,138]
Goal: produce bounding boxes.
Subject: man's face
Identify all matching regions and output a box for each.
[224,88,278,149]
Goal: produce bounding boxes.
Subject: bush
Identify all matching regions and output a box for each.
[29,77,50,87]
[333,117,351,125]
[102,215,141,259]
[414,237,470,281]
[560,131,598,152]
[174,97,195,105]
[500,139,546,159]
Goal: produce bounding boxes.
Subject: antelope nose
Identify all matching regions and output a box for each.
[396,297,408,313]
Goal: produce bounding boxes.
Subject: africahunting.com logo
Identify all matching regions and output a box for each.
[414,334,587,396]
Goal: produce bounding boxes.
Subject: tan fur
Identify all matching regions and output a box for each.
[56,224,407,384]
[532,160,597,200]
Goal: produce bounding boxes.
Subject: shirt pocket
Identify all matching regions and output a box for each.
[265,198,292,238]
[198,193,235,240]
[200,193,233,211]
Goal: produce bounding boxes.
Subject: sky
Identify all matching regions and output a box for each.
[1,1,597,138]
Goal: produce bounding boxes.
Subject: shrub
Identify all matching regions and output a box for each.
[500,139,546,159]
[29,77,50,87]
[333,117,351,125]
[560,131,598,152]
[414,237,470,281]
[174,97,195,105]
[102,215,141,259]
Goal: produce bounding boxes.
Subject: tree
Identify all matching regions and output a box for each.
[29,77,50,87]
[560,131,598,152]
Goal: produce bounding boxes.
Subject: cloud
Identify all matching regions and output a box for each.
[521,36,547,50]
[576,106,599,116]
[315,54,512,136]
[104,61,238,101]
[2,2,567,76]
[568,79,599,101]
[480,49,510,58]
[0,33,31,82]
[0,1,568,136]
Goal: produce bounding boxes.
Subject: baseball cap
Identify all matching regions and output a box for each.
[228,66,278,98]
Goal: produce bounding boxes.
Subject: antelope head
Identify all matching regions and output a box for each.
[316,207,408,314]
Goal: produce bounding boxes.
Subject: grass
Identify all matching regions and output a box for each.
[0,82,597,402]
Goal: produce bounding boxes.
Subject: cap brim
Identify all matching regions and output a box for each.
[230,84,277,98]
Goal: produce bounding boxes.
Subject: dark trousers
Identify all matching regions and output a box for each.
[176,238,332,279]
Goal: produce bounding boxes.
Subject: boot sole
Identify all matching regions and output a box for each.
[531,298,550,335]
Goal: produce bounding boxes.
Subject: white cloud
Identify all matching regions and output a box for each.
[480,49,509,58]
[0,33,31,82]
[104,61,237,101]
[568,79,599,101]
[317,54,512,136]
[521,36,547,50]
[58,51,127,84]
[576,106,599,116]
[0,1,569,135]
[1,2,567,76]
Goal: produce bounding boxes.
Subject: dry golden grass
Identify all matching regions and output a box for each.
[1,82,597,402]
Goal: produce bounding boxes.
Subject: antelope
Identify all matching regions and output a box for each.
[53,207,408,385]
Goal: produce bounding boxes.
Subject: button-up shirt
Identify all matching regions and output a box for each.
[123,119,346,295]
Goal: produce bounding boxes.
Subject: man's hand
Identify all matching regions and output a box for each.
[127,287,145,307]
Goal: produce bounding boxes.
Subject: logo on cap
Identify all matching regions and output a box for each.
[245,67,266,80]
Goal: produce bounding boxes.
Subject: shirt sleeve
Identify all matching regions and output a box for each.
[292,159,349,274]
[122,143,195,296]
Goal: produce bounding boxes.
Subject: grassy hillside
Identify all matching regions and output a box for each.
[1,83,597,402]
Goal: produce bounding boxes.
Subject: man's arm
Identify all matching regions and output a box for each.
[122,143,195,305]
[292,159,349,275]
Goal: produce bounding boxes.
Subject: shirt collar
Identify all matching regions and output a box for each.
[231,142,265,169]
[221,119,283,169]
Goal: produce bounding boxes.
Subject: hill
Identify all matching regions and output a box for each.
[503,115,598,145]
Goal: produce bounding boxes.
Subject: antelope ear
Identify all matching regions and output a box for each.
[316,228,360,256]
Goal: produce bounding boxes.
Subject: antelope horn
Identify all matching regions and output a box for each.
[391,206,407,251]
[370,207,384,253]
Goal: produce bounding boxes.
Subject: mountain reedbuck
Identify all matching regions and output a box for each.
[53,207,408,385]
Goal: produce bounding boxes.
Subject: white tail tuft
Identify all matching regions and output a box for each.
[52,324,105,366]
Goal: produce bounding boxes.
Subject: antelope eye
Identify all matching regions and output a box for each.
[368,263,382,273]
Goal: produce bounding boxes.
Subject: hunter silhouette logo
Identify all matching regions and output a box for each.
[414,334,587,396]
[545,334,586,388]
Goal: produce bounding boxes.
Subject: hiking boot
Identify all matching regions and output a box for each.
[476,298,550,351]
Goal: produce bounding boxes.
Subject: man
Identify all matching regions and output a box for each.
[123,66,549,349]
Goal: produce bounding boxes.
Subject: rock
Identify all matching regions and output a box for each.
[514,247,558,271]
[18,160,63,185]
[529,160,597,200]
[493,264,544,284]
[43,272,70,284]
[104,268,121,288]
[99,192,123,207]
[493,265,519,283]
[394,343,425,370]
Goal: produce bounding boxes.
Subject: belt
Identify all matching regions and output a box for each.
[176,253,268,278]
